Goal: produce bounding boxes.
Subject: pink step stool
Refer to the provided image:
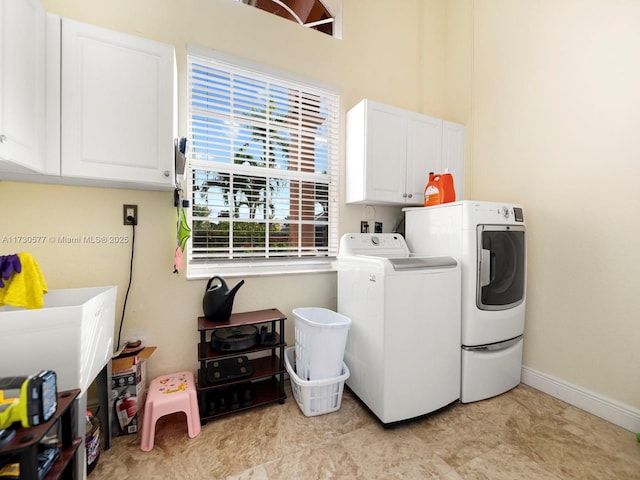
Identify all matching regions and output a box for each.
[140,370,201,451]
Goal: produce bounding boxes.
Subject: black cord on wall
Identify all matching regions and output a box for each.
[116,218,136,351]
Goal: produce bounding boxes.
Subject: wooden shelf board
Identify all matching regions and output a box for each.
[198,334,284,361]
[198,308,286,331]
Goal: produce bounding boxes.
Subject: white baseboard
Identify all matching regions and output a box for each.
[521,366,640,433]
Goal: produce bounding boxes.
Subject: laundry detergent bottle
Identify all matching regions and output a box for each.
[424,172,440,206]
[439,168,456,204]
[424,169,456,206]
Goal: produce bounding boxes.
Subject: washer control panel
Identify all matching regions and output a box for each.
[339,233,410,257]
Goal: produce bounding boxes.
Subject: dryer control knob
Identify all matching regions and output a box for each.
[501,206,510,219]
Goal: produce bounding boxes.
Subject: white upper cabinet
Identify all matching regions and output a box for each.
[346,99,465,206]
[54,17,176,188]
[0,0,46,173]
[0,6,176,190]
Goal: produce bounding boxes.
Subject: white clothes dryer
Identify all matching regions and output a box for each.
[404,201,526,403]
[337,233,461,425]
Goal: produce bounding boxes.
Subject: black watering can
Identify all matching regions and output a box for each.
[202,276,245,322]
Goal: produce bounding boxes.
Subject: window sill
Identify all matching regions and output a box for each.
[186,259,337,279]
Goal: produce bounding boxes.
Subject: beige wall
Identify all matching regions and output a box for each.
[468,0,640,409]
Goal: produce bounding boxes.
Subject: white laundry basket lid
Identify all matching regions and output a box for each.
[292,307,351,328]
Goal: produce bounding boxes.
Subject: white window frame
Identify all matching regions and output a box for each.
[323,0,343,39]
[186,46,340,279]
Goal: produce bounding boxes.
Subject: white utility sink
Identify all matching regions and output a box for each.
[0,286,117,392]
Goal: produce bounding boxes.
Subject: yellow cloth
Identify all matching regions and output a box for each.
[0,252,48,309]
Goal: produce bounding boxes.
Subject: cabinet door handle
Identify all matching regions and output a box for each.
[402,193,407,198]
[0,134,6,144]
[407,193,413,198]
[164,170,170,177]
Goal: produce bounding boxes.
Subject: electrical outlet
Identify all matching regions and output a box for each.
[123,204,138,225]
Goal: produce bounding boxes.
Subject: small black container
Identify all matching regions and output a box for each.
[211,325,258,352]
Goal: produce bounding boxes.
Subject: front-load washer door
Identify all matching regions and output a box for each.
[477,225,525,310]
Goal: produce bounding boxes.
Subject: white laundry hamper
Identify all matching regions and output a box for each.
[285,347,350,416]
[293,307,351,381]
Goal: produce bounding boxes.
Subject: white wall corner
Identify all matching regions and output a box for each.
[521,366,640,434]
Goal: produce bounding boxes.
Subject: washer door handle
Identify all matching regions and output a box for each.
[480,248,492,287]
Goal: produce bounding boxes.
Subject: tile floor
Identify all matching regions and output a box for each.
[90,384,640,479]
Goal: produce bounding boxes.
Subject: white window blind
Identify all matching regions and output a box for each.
[187,48,340,277]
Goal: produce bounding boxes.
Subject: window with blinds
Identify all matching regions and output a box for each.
[187,48,340,277]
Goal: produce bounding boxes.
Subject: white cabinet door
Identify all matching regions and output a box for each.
[406,112,442,204]
[60,18,175,187]
[347,99,406,204]
[442,120,465,199]
[0,0,46,173]
[362,101,406,204]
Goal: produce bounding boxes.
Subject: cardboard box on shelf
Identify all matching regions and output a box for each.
[110,347,156,437]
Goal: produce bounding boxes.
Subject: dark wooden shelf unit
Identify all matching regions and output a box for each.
[197,308,287,422]
[0,389,81,480]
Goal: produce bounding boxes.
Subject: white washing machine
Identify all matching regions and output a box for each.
[404,201,526,403]
[337,233,461,425]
